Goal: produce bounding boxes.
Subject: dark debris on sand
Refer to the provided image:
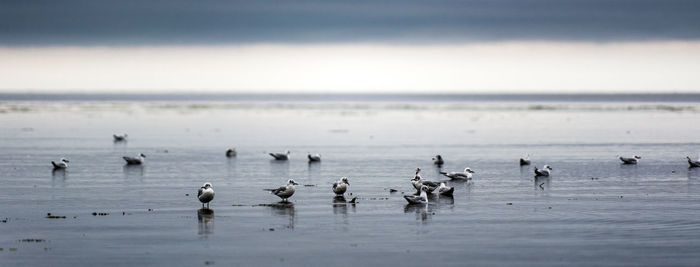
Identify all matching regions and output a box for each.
[19,239,46,243]
[45,213,66,219]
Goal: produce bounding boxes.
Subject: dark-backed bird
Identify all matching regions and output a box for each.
[269,150,290,160]
[123,153,146,165]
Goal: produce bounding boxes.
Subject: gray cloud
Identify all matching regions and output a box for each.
[2,0,700,45]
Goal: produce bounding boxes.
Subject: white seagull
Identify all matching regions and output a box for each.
[308,153,321,162]
[113,134,128,141]
[440,167,474,180]
[404,185,429,204]
[432,155,444,166]
[269,150,290,160]
[123,153,146,165]
[534,165,553,177]
[226,148,237,157]
[51,158,69,169]
[438,182,454,196]
[332,177,349,195]
[198,183,215,208]
[688,156,700,168]
[265,179,299,202]
[411,168,440,193]
[619,155,641,164]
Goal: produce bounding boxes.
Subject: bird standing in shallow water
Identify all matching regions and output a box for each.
[269,150,290,160]
[308,153,321,162]
[411,168,440,193]
[688,156,700,168]
[198,183,215,208]
[534,165,552,177]
[123,153,146,165]
[404,185,430,204]
[265,179,299,202]
[519,154,531,166]
[113,134,127,142]
[432,155,444,166]
[438,182,454,196]
[51,158,69,169]
[440,167,474,180]
[619,155,641,164]
[332,177,349,195]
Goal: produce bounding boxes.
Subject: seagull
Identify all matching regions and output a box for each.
[519,154,531,166]
[404,185,429,204]
[411,168,439,193]
[534,165,552,177]
[265,179,299,202]
[440,167,474,180]
[619,155,641,164]
[113,134,128,141]
[226,148,237,157]
[51,158,69,169]
[269,150,290,160]
[432,155,444,166]
[123,153,146,165]
[688,156,700,168]
[438,182,454,196]
[332,177,349,195]
[308,153,321,162]
[198,183,215,208]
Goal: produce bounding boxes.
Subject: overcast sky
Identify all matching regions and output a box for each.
[1,0,700,93]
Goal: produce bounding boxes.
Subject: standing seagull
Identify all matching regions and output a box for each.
[432,155,444,166]
[688,156,700,168]
[411,168,440,193]
[51,158,69,169]
[332,177,349,195]
[198,183,215,208]
[269,150,290,160]
[519,154,531,166]
[438,182,454,196]
[265,179,299,202]
[404,185,429,204]
[226,148,237,157]
[440,167,474,180]
[534,165,553,177]
[123,153,146,165]
[113,134,128,142]
[619,155,641,164]
[308,153,321,162]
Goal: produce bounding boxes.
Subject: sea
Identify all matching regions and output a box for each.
[1,93,700,266]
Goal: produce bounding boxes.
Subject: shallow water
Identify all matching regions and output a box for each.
[1,96,700,266]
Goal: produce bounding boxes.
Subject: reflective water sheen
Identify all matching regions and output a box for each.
[1,97,700,266]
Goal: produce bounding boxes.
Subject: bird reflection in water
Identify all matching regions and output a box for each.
[197,208,214,237]
[332,196,357,215]
[269,202,295,230]
[123,164,144,179]
[51,168,66,180]
[404,203,431,222]
[438,194,454,206]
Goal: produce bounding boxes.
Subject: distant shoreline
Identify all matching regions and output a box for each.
[2,93,700,102]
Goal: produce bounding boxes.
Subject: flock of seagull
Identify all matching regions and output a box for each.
[49,134,700,209]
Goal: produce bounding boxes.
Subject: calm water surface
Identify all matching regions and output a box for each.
[1,95,700,266]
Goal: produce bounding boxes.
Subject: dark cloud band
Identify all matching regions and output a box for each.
[2,0,700,45]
